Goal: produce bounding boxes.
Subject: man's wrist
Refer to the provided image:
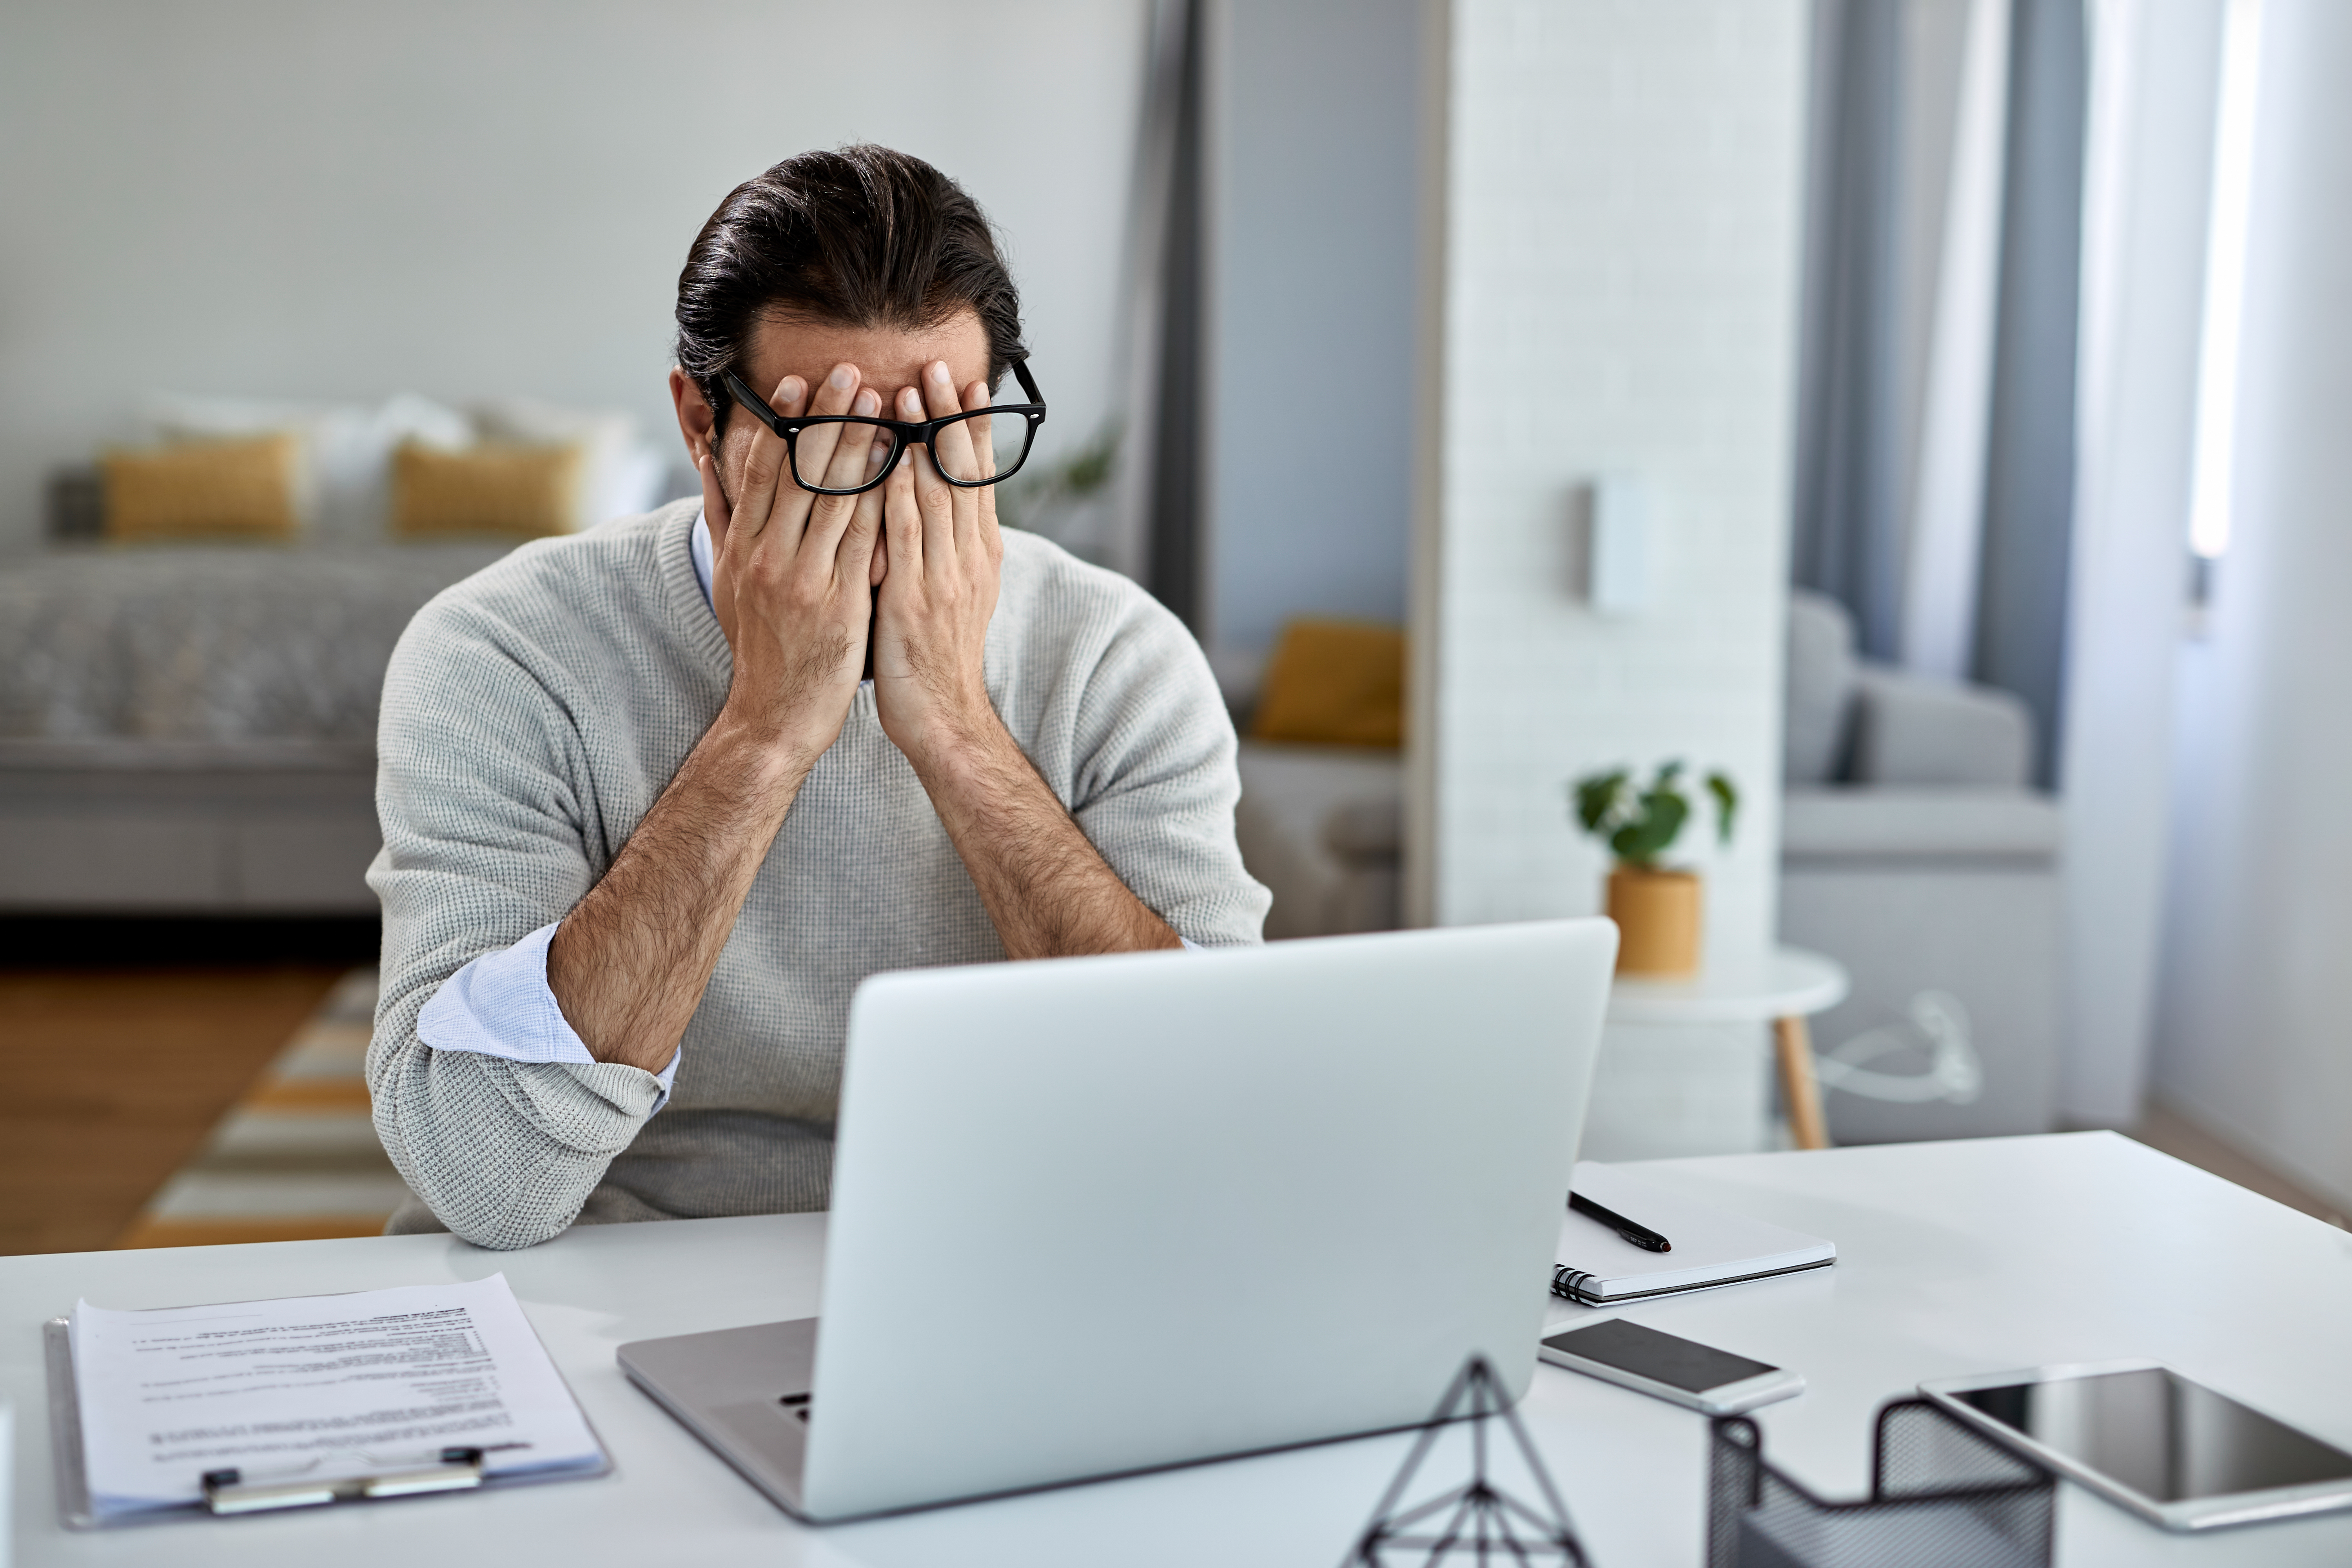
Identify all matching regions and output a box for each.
[707,699,831,789]
[899,691,1024,800]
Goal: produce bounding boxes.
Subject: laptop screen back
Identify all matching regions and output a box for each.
[799,918,1617,1520]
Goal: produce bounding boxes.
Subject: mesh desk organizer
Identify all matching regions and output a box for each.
[1707,1398,2056,1568]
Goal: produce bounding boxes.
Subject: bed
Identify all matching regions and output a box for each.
[0,543,510,912]
[0,389,681,915]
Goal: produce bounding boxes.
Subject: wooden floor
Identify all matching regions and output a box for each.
[0,967,344,1255]
[2125,1101,2347,1227]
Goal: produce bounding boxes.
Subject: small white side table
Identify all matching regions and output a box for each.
[1606,945,1850,1150]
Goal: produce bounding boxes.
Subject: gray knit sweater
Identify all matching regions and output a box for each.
[368,499,1269,1250]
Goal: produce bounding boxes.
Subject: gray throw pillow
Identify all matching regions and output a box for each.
[1784,590,1857,784]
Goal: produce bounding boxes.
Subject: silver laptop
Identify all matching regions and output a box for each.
[618,918,1617,1522]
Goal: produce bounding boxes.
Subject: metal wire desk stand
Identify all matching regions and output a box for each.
[1706,1397,2056,1568]
[1343,1356,1591,1567]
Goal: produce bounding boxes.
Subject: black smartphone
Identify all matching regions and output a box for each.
[1539,1319,1804,1414]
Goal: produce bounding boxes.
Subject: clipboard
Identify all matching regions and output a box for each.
[44,1318,614,1530]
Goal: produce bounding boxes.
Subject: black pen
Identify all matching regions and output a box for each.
[1570,1191,1671,1253]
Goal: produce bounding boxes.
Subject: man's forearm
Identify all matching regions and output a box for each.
[546,717,809,1072]
[911,717,1183,960]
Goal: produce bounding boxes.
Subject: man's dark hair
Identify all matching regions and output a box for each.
[676,145,1025,434]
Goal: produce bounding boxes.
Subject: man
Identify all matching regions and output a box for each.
[368,146,1269,1250]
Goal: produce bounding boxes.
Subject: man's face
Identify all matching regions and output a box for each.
[675,307,993,530]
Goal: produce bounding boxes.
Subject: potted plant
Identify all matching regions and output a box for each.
[1569,761,1739,976]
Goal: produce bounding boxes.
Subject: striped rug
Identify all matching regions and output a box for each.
[118,969,412,1248]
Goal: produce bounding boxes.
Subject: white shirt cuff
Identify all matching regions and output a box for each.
[417,922,680,1112]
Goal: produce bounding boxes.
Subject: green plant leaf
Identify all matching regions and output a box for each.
[1706,771,1739,845]
[1570,762,1738,866]
[1570,770,1628,835]
[994,424,1120,532]
[1062,428,1119,495]
[1610,789,1687,865]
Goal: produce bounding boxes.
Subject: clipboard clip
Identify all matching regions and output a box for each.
[200,1447,486,1515]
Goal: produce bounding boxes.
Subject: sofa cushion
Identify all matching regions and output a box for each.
[1850,668,2034,787]
[1781,787,2062,866]
[1784,590,1857,785]
[392,440,586,539]
[1249,619,1405,749]
[102,433,302,542]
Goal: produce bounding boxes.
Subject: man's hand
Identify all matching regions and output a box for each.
[546,361,892,1074]
[871,360,1181,961]
[549,341,1175,1081]
[869,360,1004,765]
[702,363,890,769]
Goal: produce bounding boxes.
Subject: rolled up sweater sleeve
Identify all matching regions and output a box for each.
[419,923,680,1109]
[367,596,668,1251]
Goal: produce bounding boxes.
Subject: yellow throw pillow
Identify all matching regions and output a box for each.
[1249,619,1406,749]
[101,433,301,542]
[391,441,584,539]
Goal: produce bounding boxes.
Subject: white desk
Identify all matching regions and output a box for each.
[7,1133,2351,1566]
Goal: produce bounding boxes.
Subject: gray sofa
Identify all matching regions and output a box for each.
[1232,744,1405,941]
[1779,590,2061,1142]
[1232,589,2063,1144]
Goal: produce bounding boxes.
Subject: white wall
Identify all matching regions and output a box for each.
[1410,0,1808,964]
[0,1,1146,551]
[1204,0,1419,662]
[2155,0,2352,1211]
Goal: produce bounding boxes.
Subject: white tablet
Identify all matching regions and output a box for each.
[1919,1361,2352,1532]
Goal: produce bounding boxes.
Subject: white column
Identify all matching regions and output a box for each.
[2155,0,2352,1209]
[1409,0,1807,969]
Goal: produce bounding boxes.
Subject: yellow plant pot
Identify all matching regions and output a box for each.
[1606,865,1702,976]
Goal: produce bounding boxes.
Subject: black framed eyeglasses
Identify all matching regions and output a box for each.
[721,355,1047,497]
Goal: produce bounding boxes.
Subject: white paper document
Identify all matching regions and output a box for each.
[69,1274,604,1517]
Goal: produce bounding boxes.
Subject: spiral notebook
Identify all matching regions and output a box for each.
[1553,1162,1836,1306]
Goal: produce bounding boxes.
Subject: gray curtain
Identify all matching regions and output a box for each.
[1792,0,1908,662]
[1791,0,2087,788]
[1973,0,2086,788]
[1144,0,1207,630]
